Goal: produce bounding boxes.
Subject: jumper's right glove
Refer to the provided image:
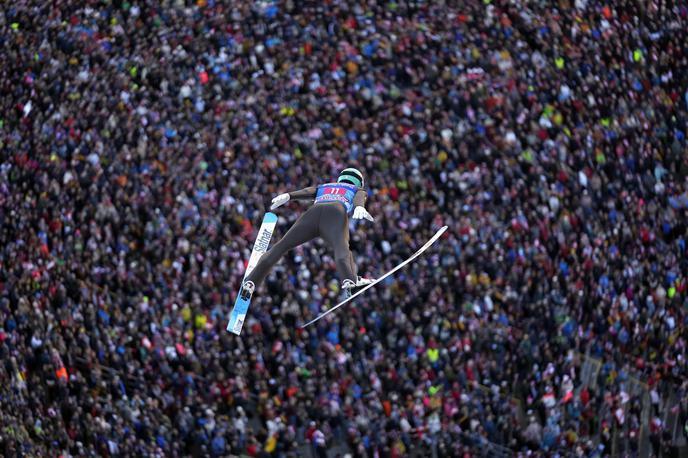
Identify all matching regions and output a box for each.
[352,206,374,222]
[270,193,290,210]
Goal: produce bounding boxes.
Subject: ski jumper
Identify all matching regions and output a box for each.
[244,183,367,289]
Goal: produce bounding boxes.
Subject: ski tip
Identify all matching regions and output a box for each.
[227,308,248,334]
[299,314,324,328]
[226,317,245,335]
[264,212,278,223]
[299,319,317,329]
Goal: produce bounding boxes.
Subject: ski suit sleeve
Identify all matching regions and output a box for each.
[288,186,317,201]
[353,188,367,208]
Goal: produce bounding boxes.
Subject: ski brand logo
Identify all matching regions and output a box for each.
[255,228,272,252]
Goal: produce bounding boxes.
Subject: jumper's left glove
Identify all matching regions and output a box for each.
[352,206,374,222]
[270,193,290,210]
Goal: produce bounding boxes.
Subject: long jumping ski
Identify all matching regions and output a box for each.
[300,225,448,328]
[227,212,278,334]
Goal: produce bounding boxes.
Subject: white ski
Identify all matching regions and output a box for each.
[300,225,448,328]
[227,212,278,334]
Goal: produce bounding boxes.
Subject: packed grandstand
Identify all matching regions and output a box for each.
[1,1,687,457]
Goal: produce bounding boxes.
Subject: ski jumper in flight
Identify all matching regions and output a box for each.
[242,168,374,298]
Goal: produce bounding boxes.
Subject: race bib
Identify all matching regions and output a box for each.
[315,183,357,213]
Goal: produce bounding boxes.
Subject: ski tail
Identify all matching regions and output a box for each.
[227,212,278,334]
[300,225,448,328]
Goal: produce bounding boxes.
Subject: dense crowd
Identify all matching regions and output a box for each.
[1,0,687,457]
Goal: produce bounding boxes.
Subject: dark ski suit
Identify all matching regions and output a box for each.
[245,182,367,289]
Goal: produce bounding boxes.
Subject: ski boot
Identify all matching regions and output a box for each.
[341,276,375,299]
[240,280,255,301]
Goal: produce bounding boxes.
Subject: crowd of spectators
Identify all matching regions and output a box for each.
[1,0,687,457]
